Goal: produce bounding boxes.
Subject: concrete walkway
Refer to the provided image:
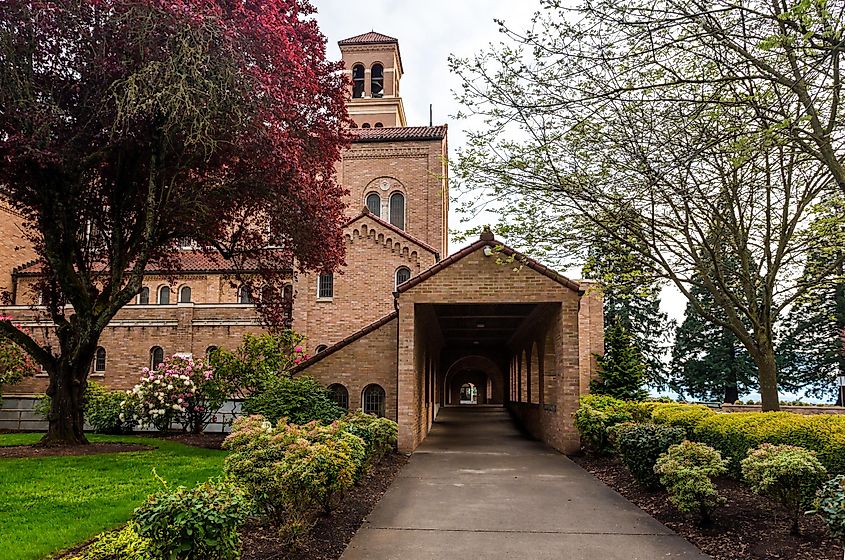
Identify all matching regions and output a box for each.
[342,406,708,559]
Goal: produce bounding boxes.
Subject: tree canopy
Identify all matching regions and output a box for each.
[0,0,350,443]
[451,0,845,410]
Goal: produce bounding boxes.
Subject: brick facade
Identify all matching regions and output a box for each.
[0,32,603,456]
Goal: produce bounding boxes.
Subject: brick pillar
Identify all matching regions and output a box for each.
[396,301,418,452]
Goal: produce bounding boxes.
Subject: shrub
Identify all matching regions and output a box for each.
[654,441,728,525]
[86,381,137,434]
[693,411,845,475]
[741,443,827,535]
[242,375,344,425]
[650,403,716,436]
[574,394,633,454]
[813,475,845,544]
[133,478,250,560]
[611,423,686,489]
[69,524,152,560]
[130,356,226,433]
[341,411,398,463]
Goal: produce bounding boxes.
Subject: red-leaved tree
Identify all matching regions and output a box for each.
[0,0,349,444]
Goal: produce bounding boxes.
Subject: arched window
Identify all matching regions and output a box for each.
[158,286,170,305]
[150,346,164,370]
[328,384,349,410]
[206,346,218,360]
[389,192,405,230]
[374,122,383,128]
[138,287,150,305]
[362,123,371,129]
[178,285,191,303]
[283,284,293,301]
[395,266,411,288]
[239,286,253,304]
[350,123,358,129]
[352,64,365,98]
[93,347,106,373]
[261,286,274,302]
[366,192,381,216]
[317,273,333,299]
[362,384,386,417]
[315,344,328,353]
[371,64,384,98]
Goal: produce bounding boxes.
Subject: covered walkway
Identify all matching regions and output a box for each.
[342,407,708,559]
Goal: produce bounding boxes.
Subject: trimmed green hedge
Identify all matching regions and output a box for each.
[574,395,845,475]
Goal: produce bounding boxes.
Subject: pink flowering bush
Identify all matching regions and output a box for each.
[127,356,226,433]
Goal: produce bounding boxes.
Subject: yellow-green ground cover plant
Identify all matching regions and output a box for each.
[654,441,729,526]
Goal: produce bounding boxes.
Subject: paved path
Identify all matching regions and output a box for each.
[342,406,708,560]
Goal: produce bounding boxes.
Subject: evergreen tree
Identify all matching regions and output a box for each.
[779,198,845,403]
[591,317,649,401]
[671,282,757,403]
[582,213,673,388]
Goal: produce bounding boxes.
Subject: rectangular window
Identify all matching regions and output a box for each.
[317,273,334,299]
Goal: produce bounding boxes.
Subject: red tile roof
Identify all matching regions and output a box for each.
[350,125,447,143]
[345,208,440,258]
[338,31,398,45]
[13,250,289,276]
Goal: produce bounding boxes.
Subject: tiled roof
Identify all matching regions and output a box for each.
[397,232,582,294]
[338,31,398,45]
[351,125,447,143]
[13,250,289,276]
[289,311,398,374]
[345,209,440,258]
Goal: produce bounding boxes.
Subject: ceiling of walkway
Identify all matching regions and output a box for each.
[432,303,537,346]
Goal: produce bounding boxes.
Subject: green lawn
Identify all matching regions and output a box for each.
[0,433,226,560]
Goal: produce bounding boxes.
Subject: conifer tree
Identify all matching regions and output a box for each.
[590,317,648,401]
[671,283,756,403]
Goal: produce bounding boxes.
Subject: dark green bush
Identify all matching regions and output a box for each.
[242,375,344,425]
[654,441,728,526]
[813,475,845,544]
[87,381,137,434]
[133,479,250,560]
[573,395,633,454]
[611,423,686,489]
[69,524,151,560]
[741,443,827,535]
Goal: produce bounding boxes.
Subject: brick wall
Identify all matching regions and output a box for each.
[0,202,36,300]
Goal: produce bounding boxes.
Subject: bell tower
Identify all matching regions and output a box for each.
[338,31,407,128]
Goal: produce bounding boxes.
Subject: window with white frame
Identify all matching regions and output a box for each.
[179,285,192,303]
[93,347,106,373]
[395,266,411,288]
[389,192,405,230]
[158,286,170,305]
[138,286,150,305]
[366,192,381,216]
[317,273,333,299]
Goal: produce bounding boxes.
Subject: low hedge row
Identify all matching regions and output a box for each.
[577,395,845,475]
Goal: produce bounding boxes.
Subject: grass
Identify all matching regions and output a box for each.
[0,433,226,560]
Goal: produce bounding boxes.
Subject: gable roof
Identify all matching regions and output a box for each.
[338,31,398,45]
[344,208,440,258]
[290,311,398,374]
[397,231,582,294]
[350,125,447,143]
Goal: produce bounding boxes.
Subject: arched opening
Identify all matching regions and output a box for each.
[395,266,411,288]
[362,123,371,129]
[362,384,386,417]
[328,383,349,410]
[366,192,381,216]
[459,383,477,404]
[371,63,384,98]
[179,285,192,303]
[389,192,405,229]
[138,286,150,305]
[315,344,328,353]
[150,346,164,370]
[352,64,365,98]
[157,285,170,305]
[93,347,106,373]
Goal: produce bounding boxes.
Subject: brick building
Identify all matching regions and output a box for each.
[0,32,603,452]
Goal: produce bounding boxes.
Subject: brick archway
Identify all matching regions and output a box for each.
[443,355,503,405]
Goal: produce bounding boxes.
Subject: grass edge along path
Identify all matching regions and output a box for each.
[0,433,226,560]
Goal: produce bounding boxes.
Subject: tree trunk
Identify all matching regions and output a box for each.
[753,345,780,412]
[42,362,89,446]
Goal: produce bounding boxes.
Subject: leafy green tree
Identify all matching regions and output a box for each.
[671,280,757,403]
[451,0,845,411]
[591,317,648,401]
[779,198,845,403]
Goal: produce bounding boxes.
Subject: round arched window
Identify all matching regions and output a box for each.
[179,285,191,303]
[150,346,165,369]
[327,384,349,410]
[93,347,106,373]
[389,192,405,230]
[366,192,381,216]
[395,267,411,288]
[362,384,386,417]
[158,286,170,305]
[352,64,365,98]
